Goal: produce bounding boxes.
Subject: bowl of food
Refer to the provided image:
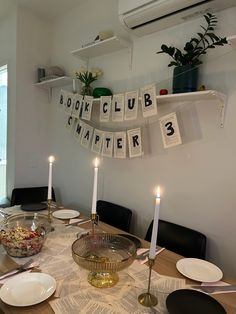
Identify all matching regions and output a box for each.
[0,213,51,257]
[72,233,136,288]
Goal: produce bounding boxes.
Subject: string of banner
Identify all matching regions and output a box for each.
[59,83,182,159]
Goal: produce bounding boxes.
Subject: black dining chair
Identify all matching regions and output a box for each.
[10,186,56,206]
[96,200,132,232]
[145,219,207,259]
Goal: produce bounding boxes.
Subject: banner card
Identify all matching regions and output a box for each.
[74,119,84,142]
[59,89,67,109]
[100,96,112,122]
[102,132,114,157]
[65,115,75,131]
[72,94,83,119]
[159,112,182,148]
[112,94,124,122]
[91,129,104,154]
[127,128,143,158]
[124,90,139,121]
[65,93,74,115]
[114,132,127,159]
[80,123,94,148]
[141,84,157,118]
[81,96,93,121]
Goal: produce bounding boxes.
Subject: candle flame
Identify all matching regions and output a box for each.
[94,157,99,167]
[156,186,161,198]
[48,156,55,163]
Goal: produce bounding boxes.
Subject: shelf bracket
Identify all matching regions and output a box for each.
[216,92,227,128]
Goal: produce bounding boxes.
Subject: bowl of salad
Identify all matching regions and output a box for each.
[0,213,51,257]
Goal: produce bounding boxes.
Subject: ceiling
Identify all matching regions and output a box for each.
[1,0,85,20]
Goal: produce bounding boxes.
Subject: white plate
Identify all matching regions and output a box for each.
[52,209,80,219]
[0,273,56,306]
[176,258,223,282]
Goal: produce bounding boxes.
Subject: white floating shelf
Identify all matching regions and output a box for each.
[33,76,72,89]
[227,35,236,48]
[93,90,226,127]
[71,36,131,59]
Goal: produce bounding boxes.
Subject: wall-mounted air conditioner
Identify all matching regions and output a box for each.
[119,0,236,36]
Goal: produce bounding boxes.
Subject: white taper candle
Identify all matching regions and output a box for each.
[91,158,99,214]
[149,186,161,259]
[47,156,55,200]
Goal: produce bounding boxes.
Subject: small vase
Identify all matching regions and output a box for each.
[81,85,93,96]
[172,65,198,94]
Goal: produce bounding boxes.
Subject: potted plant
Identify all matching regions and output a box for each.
[75,67,103,96]
[157,13,228,94]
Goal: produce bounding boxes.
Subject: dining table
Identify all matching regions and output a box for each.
[0,207,235,314]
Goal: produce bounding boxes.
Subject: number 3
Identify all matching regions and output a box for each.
[165,122,175,136]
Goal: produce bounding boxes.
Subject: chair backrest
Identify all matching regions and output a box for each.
[145,219,207,259]
[10,186,56,206]
[97,200,132,232]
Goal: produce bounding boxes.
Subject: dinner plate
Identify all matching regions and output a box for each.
[52,209,80,219]
[0,273,56,306]
[21,203,47,211]
[176,258,223,282]
[166,289,226,314]
[118,234,141,249]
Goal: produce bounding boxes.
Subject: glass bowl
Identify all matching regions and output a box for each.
[0,213,51,257]
[72,233,137,288]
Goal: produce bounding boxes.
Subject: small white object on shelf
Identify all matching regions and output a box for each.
[227,35,236,48]
[71,36,131,59]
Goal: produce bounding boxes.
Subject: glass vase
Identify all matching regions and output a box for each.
[81,85,93,96]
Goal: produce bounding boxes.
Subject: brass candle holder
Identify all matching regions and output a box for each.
[91,213,99,235]
[47,199,53,223]
[138,257,158,307]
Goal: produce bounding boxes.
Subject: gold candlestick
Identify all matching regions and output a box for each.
[91,213,98,235]
[138,258,158,307]
[47,199,53,223]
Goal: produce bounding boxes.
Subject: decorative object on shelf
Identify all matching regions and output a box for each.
[157,13,228,94]
[92,87,112,98]
[39,66,66,83]
[72,233,136,288]
[159,89,168,95]
[37,68,45,82]
[75,67,103,96]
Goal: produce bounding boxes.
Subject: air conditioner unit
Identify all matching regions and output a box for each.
[119,0,236,36]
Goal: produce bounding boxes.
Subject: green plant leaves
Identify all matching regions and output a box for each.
[156,12,228,67]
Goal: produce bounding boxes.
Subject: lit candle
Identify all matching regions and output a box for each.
[149,186,161,259]
[91,157,99,214]
[47,156,55,200]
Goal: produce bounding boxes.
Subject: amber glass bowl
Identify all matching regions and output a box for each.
[72,233,136,288]
[0,213,51,257]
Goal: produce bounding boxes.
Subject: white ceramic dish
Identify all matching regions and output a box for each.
[176,258,223,282]
[0,272,56,306]
[52,209,80,219]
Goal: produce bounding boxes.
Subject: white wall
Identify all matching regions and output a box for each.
[0,4,17,199]
[49,0,236,278]
[13,6,52,189]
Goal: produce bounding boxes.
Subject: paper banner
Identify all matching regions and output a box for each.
[74,119,84,142]
[112,94,124,122]
[91,129,104,154]
[80,123,94,148]
[124,90,139,121]
[59,89,67,109]
[65,92,74,115]
[72,94,83,119]
[81,96,93,121]
[141,84,157,118]
[100,96,112,122]
[159,112,182,148]
[101,132,114,157]
[114,132,126,158]
[65,115,75,131]
[127,128,142,158]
